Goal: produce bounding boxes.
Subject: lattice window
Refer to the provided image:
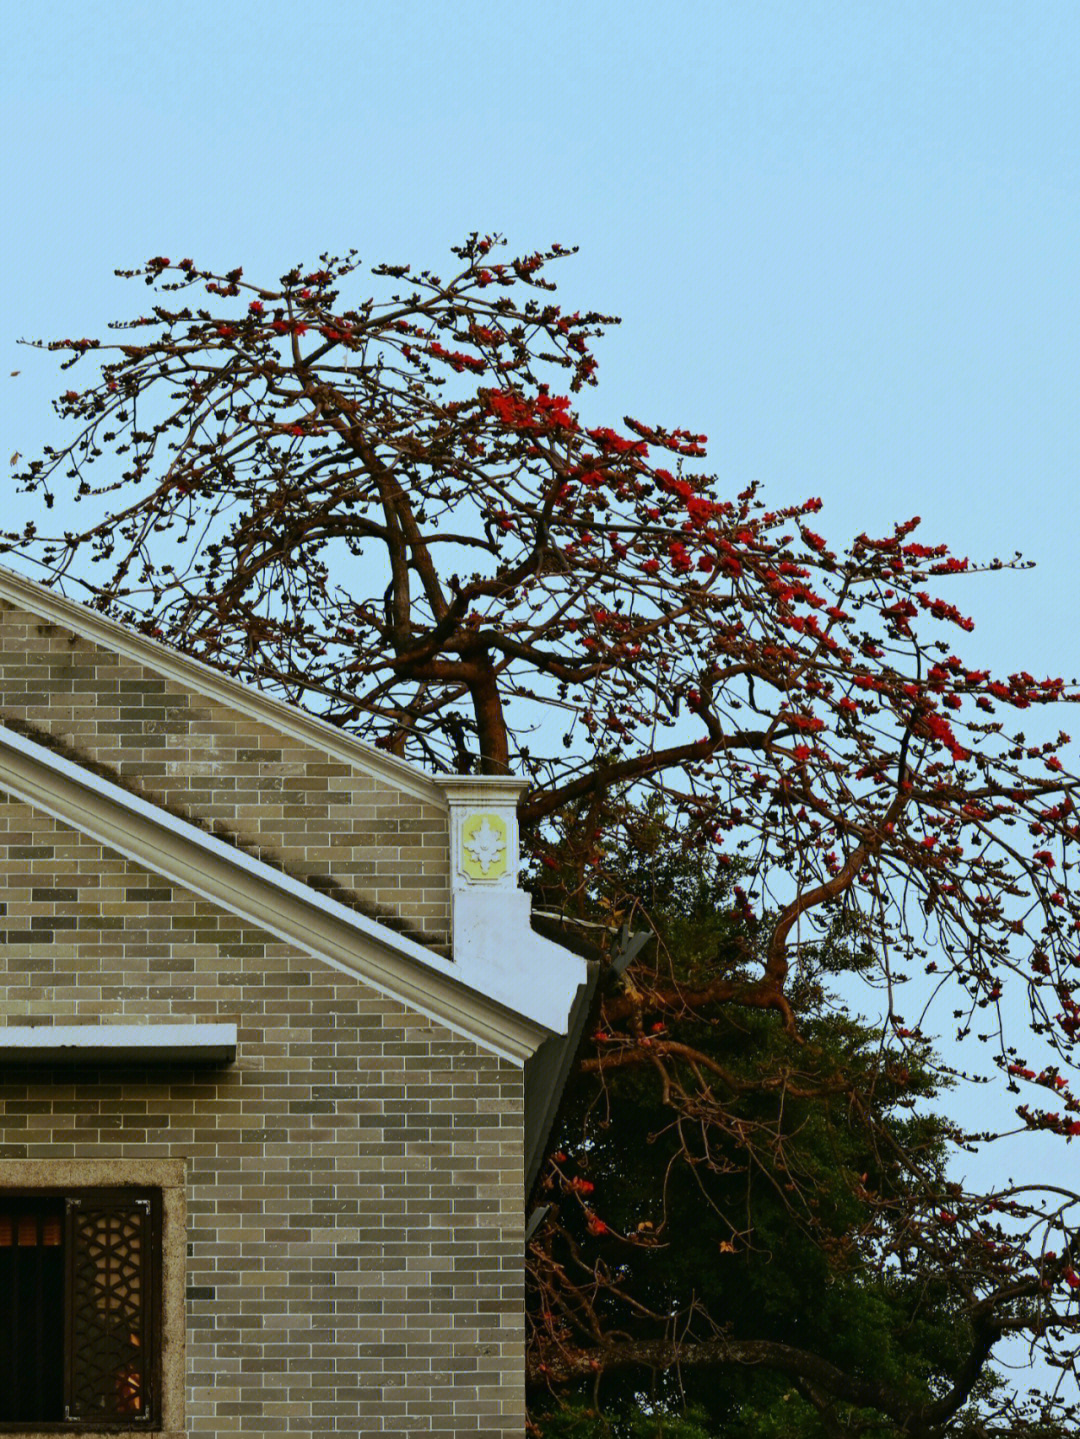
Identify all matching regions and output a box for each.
[0,1190,160,1432]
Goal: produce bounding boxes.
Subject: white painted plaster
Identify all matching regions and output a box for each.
[435,776,590,1036]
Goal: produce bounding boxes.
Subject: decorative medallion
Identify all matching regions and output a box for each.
[460,812,509,880]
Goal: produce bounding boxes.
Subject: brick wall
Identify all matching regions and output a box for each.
[0,795,525,1436]
[0,598,452,952]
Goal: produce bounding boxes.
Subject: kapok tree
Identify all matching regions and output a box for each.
[8,238,1080,1434]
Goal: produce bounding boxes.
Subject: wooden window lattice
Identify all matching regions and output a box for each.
[0,1190,159,1431]
[66,1198,153,1424]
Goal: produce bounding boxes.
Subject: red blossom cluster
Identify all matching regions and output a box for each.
[427,340,487,374]
[484,388,576,433]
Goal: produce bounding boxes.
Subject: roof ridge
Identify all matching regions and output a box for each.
[0,562,446,808]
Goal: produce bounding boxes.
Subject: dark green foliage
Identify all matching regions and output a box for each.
[527,830,1065,1437]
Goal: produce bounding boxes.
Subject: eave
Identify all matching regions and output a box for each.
[0,1023,238,1064]
[0,723,553,1066]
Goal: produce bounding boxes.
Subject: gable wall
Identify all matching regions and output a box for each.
[0,597,451,952]
[0,794,523,1437]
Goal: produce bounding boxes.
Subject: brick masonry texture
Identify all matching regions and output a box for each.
[0,598,452,953]
[0,796,525,1436]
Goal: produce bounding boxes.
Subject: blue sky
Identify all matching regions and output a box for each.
[3,0,1080,1393]
[4,1,1079,690]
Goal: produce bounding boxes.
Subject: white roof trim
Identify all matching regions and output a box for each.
[0,1023,238,1063]
[0,563,445,808]
[0,723,562,1065]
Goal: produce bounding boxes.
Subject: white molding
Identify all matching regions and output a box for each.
[437,776,529,892]
[0,563,446,808]
[434,776,590,1041]
[433,776,531,806]
[0,1023,237,1063]
[0,723,566,1065]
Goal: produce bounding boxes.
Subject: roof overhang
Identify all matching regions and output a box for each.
[0,723,566,1065]
[0,1023,238,1064]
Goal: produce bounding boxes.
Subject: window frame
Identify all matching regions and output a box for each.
[0,1188,162,1434]
[0,1163,184,1439]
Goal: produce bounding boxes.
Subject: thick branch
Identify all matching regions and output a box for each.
[529,1335,916,1423]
